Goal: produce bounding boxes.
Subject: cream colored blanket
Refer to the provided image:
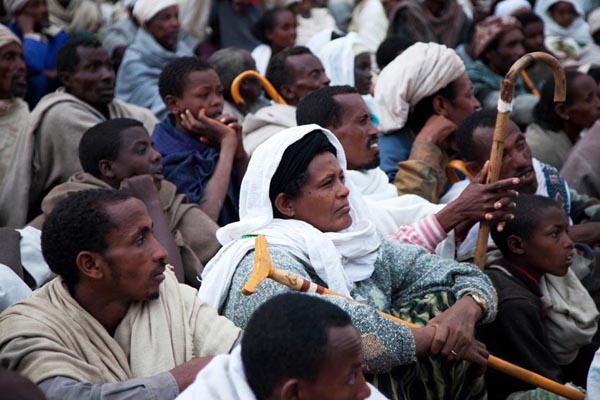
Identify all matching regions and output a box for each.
[0,269,241,384]
[0,89,157,228]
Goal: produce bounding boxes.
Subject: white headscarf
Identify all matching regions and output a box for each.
[132,0,177,24]
[198,124,381,309]
[3,0,28,16]
[0,23,21,48]
[374,42,465,132]
[493,0,531,16]
[316,32,369,87]
[536,0,592,45]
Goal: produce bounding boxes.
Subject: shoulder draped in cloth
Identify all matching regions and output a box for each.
[0,269,241,384]
[46,0,103,35]
[0,89,158,228]
[36,172,221,275]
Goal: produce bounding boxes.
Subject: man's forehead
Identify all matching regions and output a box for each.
[104,198,151,234]
[75,46,109,66]
[0,42,22,55]
[335,93,368,118]
[287,53,321,73]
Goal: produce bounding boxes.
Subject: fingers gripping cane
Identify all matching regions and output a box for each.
[472,52,566,269]
[243,236,585,400]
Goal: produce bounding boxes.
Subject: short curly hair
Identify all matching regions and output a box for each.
[158,56,213,100]
[41,189,132,292]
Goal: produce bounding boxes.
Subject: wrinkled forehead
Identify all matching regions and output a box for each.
[287,53,323,76]
[473,119,522,154]
[75,46,110,68]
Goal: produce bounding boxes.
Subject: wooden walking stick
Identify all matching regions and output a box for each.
[230,70,288,106]
[473,52,566,269]
[243,236,585,400]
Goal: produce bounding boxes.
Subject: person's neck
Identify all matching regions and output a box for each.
[504,256,542,281]
[562,122,581,144]
[90,102,111,119]
[73,284,131,336]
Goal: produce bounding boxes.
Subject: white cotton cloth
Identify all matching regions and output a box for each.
[251,44,272,77]
[198,124,381,309]
[3,0,28,16]
[132,0,177,24]
[494,0,531,16]
[374,42,465,132]
[306,28,335,55]
[0,23,21,47]
[176,345,389,400]
[316,32,366,87]
[539,269,599,365]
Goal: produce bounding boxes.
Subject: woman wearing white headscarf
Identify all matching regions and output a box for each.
[374,42,480,202]
[198,124,496,400]
[535,0,592,46]
[316,32,379,125]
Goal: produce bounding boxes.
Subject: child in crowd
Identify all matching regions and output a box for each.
[153,56,249,226]
[479,194,595,399]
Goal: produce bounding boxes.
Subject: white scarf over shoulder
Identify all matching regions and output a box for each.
[198,124,381,309]
[375,42,465,132]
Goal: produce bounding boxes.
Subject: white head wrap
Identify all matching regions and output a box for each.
[589,8,600,35]
[374,42,465,132]
[132,0,177,24]
[3,0,29,16]
[494,0,531,16]
[198,124,381,309]
[316,32,369,87]
[0,23,21,48]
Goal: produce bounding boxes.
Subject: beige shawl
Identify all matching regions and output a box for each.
[0,89,157,228]
[0,98,29,184]
[47,0,103,35]
[33,172,221,276]
[0,269,241,384]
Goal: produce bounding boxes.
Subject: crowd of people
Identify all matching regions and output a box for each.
[1,0,600,399]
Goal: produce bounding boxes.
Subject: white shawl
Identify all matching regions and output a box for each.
[198,124,381,309]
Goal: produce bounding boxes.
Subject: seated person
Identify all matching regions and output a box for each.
[297,85,519,257]
[0,37,157,228]
[467,16,537,126]
[479,195,594,399]
[293,0,339,46]
[526,70,600,170]
[250,7,297,76]
[4,0,69,107]
[198,125,496,400]
[515,12,552,91]
[177,293,387,399]
[154,56,248,226]
[0,189,241,400]
[537,0,592,55]
[115,0,193,120]
[33,118,221,287]
[208,47,270,124]
[242,46,330,155]
[375,42,480,201]
[46,0,103,36]
[561,120,600,198]
[0,24,29,183]
[101,1,139,70]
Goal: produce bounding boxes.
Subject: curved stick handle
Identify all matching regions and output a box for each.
[230,70,288,106]
[473,52,566,268]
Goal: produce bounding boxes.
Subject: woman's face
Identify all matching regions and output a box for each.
[266,10,297,52]
[562,74,600,131]
[353,52,372,95]
[281,152,353,232]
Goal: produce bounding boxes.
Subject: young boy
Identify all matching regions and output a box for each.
[479,194,582,399]
[154,56,249,226]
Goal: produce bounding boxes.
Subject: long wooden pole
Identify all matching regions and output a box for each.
[473,52,566,268]
[244,236,584,400]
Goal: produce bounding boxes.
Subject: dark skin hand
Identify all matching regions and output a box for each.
[120,175,185,282]
[569,222,600,245]
[436,161,519,243]
[169,356,215,391]
[414,114,457,153]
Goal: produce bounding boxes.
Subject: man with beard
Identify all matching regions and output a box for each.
[115,0,193,120]
[297,85,520,259]
[0,37,157,228]
[0,24,28,183]
[3,0,69,107]
[0,189,241,400]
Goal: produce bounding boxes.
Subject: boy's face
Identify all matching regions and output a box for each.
[520,207,573,277]
[550,2,577,28]
[174,69,224,120]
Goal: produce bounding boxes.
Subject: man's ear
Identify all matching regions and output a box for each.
[278,84,296,104]
[507,235,526,255]
[280,379,301,400]
[164,94,183,115]
[75,251,105,281]
[99,159,116,180]
[554,102,569,121]
[59,71,72,90]
[274,193,295,218]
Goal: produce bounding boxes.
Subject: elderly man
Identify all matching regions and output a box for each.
[466,16,536,125]
[115,0,193,120]
[0,189,241,400]
[374,42,480,202]
[3,0,69,107]
[177,293,385,400]
[0,24,28,183]
[0,37,157,228]
[297,85,518,258]
[242,46,330,155]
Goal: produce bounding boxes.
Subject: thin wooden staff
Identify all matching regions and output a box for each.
[242,235,584,400]
[230,70,288,106]
[473,52,566,269]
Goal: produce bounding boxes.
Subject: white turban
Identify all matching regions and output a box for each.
[0,24,21,48]
[3,0,29,16]
[493,0,531,16]
[374,42,465,132]
[132,0,178,24]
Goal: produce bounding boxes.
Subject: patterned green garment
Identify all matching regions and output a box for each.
[219,240,497,399]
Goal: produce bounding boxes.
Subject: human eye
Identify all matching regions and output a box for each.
[340,172,346,183]
[135,236,146,247]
